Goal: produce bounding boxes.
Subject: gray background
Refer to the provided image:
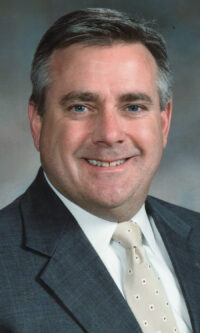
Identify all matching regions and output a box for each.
[0,0,199,211]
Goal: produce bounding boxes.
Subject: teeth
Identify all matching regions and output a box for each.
[87,159,126,167]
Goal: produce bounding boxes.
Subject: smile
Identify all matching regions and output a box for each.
[87,159,127,167]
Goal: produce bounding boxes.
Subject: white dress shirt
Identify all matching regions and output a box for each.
[45,173,192,332]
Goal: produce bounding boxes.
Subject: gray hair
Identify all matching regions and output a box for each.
[30,8,172,115]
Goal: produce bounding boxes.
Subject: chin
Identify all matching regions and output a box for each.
[90,191,133,210]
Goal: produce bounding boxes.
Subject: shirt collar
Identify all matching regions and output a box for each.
[131,207,157,251]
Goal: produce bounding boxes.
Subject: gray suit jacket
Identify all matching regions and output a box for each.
[0,168,199,332]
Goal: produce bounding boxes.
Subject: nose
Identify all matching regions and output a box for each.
[91,108,125,146]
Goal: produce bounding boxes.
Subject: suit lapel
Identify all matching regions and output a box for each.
[20,169,142,333]
[146,196,200,333]
[39,221,141,333]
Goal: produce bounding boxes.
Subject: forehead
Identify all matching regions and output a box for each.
[48,43,158,98]
[50,42,157,71]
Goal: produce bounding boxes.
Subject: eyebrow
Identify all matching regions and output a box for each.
[118,93,153,105]
[59,91,99,107]
[59,91,153,107]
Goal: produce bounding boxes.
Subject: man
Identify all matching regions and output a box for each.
[0,8,199,333]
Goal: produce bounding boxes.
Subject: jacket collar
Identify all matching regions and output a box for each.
[146,196,191,238]
[20,168,75,257]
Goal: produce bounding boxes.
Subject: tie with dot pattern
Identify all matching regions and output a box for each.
[112,221,178,333]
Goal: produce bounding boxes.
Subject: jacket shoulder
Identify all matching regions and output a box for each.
[0,196,23,245]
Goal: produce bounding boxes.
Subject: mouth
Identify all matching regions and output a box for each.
[86,158,129,167]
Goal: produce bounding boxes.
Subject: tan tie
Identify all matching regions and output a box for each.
[112,221,178,333]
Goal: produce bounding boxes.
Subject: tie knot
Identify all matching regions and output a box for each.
[112,221,142,249]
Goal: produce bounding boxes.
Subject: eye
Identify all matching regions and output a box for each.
[127,105,142,112]
[71,104,88,112]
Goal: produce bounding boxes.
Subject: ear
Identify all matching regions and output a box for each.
[28,100,42,151]
[161,100,172,148]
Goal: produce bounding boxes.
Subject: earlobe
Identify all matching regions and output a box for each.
[28,100,42,151]
[161,100,172,148]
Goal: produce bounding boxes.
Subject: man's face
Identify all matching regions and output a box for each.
[29,43,172,221]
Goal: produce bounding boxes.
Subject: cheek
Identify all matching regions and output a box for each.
[133,118,163,153]
[54,121,91,156]
[133,121,155,140]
